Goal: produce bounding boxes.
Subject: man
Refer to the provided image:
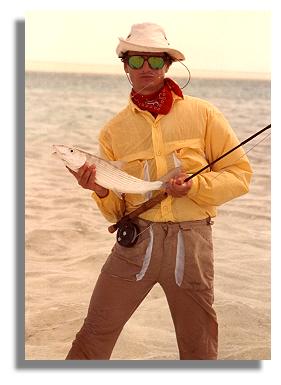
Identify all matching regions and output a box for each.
[65,23,252,360]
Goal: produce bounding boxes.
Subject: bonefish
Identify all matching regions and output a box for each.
[52,145,180,195]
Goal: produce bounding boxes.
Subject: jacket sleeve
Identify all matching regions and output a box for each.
[187,107,253,206]
[91,128,126,223]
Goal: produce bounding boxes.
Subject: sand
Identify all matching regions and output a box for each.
[25,146,270,361]
[25,71,270,360]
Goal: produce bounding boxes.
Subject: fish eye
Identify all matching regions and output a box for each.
[70,149,74,153]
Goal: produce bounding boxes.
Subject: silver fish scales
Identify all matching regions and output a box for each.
[52,144,164,194]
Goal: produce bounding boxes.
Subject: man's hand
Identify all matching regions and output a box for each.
[66,163,109,198]
[165,172,192,198]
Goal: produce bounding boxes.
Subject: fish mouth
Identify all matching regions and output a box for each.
[52,145,59,158]
[52,145,59,157]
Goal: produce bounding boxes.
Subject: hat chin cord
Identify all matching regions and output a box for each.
[125,72,164,93]
[125,72,133,86]
[125,60,191,90]
[172,59,191,89]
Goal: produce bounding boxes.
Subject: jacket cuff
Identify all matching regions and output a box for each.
[92,189,113,203]
[187,176,199,197]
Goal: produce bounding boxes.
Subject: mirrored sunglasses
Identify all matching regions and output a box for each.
[126,55,166,70]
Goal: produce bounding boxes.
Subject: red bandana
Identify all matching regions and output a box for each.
[131,78,183,117]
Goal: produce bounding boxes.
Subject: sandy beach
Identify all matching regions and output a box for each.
[25,71,270,360]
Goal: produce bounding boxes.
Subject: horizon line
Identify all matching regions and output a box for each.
[25,61,271,80]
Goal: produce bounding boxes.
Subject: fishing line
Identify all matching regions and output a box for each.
[183,124,271,184]
[118,130,271,244]
[204,131,271,184]
[135,131,270,243]
[136,223,155,239]
[109,124,271,240]
[125,56,190,97]
[126,73,164,97]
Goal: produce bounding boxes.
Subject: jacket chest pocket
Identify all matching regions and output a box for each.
[173,138,207,173]
[121,158,144,179]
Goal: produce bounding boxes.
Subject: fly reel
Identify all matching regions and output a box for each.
[116,221,140,247]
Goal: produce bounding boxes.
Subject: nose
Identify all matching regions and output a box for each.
[141,60,151,72]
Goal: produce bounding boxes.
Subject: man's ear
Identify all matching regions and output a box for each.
[165,63,171,73]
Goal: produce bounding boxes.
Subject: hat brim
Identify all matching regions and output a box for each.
[116,39,185,61]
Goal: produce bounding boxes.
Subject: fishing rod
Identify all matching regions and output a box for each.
[108,123,271,246]
[183,123,271,183]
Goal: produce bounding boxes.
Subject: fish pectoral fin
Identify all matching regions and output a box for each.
[159,167,182,184]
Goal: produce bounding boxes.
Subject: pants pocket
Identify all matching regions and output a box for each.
[179,223,214,290]
[101,226,152,281]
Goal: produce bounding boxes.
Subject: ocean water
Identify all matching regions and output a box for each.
[25,71,271,227]
[25,71,271,360]
[25,71,271,150]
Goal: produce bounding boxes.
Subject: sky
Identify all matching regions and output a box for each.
[25,10,271,75]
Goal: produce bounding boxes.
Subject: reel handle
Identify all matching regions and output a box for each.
[108,224,118,233]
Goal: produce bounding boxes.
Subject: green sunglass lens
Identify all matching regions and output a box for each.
[148,57,165,69]
[128,56,144,69]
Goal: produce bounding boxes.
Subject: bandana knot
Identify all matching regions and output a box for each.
[131,78,183,117]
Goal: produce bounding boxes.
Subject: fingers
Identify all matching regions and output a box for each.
[76,162,93,177]
[66,166,78,177]
[175,172,192,185]
[66,163,97,189]
[66,164,109,195]
[77,164,97,188]
[165,173,192,197]
[65,163,90,180]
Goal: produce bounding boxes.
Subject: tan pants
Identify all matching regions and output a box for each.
[66,218,218,360]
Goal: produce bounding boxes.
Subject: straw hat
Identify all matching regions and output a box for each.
[116,22,185,61]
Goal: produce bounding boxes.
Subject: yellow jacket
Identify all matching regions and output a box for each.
[92,93,252,223]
